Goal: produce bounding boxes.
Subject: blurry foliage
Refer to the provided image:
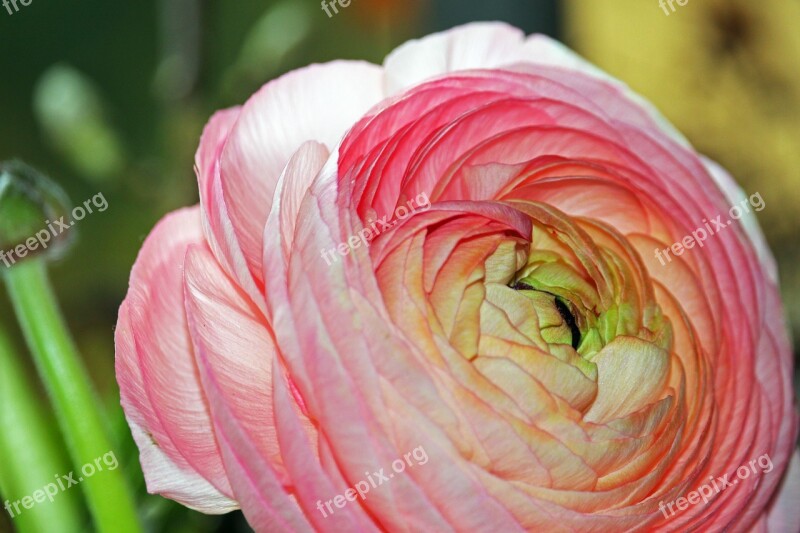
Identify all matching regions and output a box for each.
[33,65,126,182]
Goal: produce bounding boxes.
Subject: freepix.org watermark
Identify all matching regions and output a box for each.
[320,0,353,18]
[654,191,764,266]
[0,192,108,268]
[320,192,430,266]
[2,0,33,16]
[659,453,773,519]
[659,0,689,16]
[316,445,429,518]
[4,451,119,520]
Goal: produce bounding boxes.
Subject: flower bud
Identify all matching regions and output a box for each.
[0,161,75,266]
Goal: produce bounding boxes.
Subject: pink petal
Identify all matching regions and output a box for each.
[195,107,240,203]
[183,243,300,481]
[212,61,384,289]
[272,357,382,532]
[700,155,776,283]
[184,243,315,531]
[115,206,235,511]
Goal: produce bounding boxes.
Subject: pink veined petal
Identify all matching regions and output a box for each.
[273,141,332,260]
[725,284,799,531]
[265,147,442,528]
[183,242,306,484]
[115,206,236,512]
[195,107,241,201]
[194,107,248,294]
[272,356,382,532]
[383,22,690,148]
[184,245,314,532]
[384,22,689,166]
[214,61,384,289]
[700,155,777,283]
[261,143,336,403]
[197,386,314,533]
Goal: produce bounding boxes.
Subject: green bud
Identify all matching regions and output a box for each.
[0,161,75,267]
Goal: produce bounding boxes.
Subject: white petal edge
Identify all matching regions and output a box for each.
[129,419,239,514]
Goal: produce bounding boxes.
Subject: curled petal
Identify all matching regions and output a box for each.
[115,207,236,512]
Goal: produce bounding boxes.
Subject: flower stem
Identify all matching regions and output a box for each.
[0,324,86,532]
[2,259,142,533]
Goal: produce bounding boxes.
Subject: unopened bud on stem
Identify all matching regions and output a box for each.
[0,160,74,266]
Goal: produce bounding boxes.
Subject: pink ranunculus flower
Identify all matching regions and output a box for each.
[115,23,799,532]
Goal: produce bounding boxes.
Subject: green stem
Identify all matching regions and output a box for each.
[0,324,86,532]
[3,259,141,533]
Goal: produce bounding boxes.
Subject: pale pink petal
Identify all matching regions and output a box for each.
[115,207,235,511]
[213,61,384,288]
[184,247,313,531]
[126,419,236,513]
[273,141,331,259]
[194,107,248,294]
[183,243,298,481]
[272,357,382,532]
[195,107,240,200]
[700,155,776,283]
[520,35,690,147]
[384,22,528,94]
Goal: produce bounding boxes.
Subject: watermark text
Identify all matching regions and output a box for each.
[4,451,119,520]
[316,445,429,518]
[320,192,430,266]
[0,192,108,268]
[321,0,354,18]
[654,191,764,266]
[659,453,773,518]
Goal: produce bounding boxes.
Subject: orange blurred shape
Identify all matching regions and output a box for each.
[353,0,425,24]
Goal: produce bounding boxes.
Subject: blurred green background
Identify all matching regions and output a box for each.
[0,0,796,531]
